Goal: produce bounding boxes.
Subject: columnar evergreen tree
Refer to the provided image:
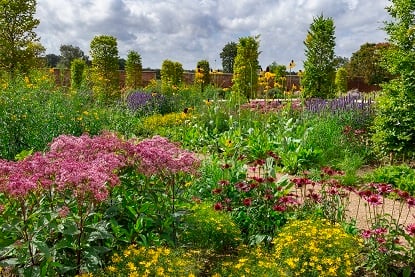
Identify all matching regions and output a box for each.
[195,60,210,92]
[372,0,415,162]
[0,0,44,74]
[89,35,120,103]
[232,36,260,100]
[161,59,183,94]
[125,50,142,89]
[335,67,348,94]
[302,15,336,99]
[70,58,87,92]
[220,42,237,73]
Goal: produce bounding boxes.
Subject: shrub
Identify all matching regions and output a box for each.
[180,202,242,252]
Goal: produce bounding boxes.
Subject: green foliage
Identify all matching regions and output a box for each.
[180,202,242,252]
[89,35,120,104]
[70,58,87,92]
[125,50,142,90]
[160,59,183,94]
[220,41,237,73]
[372,0,415,161]
[335,67,348,94]
[346,42,393,85]
[302,15,336,99]
[58,44,88,69]
[0,0,43,74]
[232,36,260,99]
[368,164,415,195]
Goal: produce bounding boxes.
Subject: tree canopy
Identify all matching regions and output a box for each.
[0,0,43,73]
[220,42,237,73]
[302,15,336,99]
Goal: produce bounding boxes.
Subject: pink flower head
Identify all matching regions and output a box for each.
[406,223,415,236]
[406,197,415,208]
[58,206,70,218]
[372,183,392,195]
[218,180,230,186]
[366,194,383,206]
[362,229,372,239]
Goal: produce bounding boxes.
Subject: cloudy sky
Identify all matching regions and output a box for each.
[35,0,391,70]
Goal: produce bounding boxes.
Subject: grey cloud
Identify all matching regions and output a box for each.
[36,0,390,69]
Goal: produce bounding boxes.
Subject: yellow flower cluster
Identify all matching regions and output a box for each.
[272,218,362,276]
[142,111,190,132]
[102,244,202,276]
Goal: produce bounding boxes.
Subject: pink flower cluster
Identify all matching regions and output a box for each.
[0,132,200,202]
[133,135,200,177]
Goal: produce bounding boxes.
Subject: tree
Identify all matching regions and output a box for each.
[0,0,43,74]
[232,36,260,100]
[372,0,415,162]
[161,59,183,94]
[90,35,120,103]
[346,42,393,85]
[45,54,61,68]
[58,44,88,69]
[220,42,237,73]
[335,67,348,94]
[70,58,87,92]
[125,50,142,89]
[302,15,336,99]
[195,60,210,92]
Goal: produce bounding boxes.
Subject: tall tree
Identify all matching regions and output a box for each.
[220,42,237,73]
[125,50,142,89]
[90,35,120,103]
[232,36,260,100]
[0,0,43,73]
[372,0,415,162]
[195,59,210,92]
[58,44,88,69]
[346,42,393,85]
[302,15,336,99]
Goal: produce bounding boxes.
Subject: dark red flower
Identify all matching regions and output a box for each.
[273,204,286,212]
[214,202,223,211]
[243,198,252,206]
[212,188,222,194]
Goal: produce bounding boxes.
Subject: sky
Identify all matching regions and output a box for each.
[35,0,391,70]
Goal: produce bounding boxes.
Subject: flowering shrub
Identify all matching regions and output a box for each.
[272,218,362,276]
[0,132,201,275]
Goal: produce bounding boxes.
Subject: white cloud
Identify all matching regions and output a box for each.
[35,0,391,69]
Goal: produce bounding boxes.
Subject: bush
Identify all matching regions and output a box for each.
[180,202,242,252]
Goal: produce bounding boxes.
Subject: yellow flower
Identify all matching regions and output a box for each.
[156,266,165,275]
[107,265,117,272]
[127,262,137,271]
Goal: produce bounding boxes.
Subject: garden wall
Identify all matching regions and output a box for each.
[49,68,379,92]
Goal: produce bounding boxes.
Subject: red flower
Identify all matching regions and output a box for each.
[406,197,415,208]
[212,188,222,194]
